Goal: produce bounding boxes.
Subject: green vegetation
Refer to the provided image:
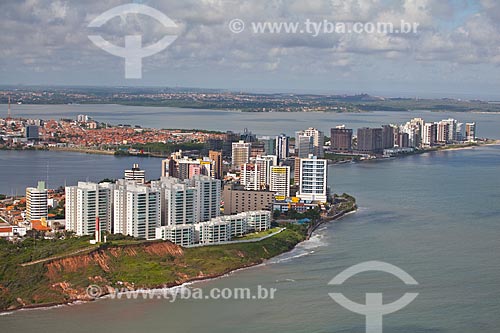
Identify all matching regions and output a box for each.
[115,142,206,155]
[435,142,478,150]
[0,227,306,311]
[235,227,282,240]
[276,207,322,221]
[332,193,357,213]
[48,199,65,219]
[352,97,500,113]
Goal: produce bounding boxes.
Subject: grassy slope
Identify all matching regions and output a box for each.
[0,227,306,311]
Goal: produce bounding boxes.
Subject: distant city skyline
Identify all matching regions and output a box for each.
[1,1,500,100]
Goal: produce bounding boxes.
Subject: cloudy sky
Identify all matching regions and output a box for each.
[1,0,499,99]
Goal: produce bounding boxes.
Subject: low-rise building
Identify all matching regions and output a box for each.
[246,210,271,231]
[222,183,274,215]
[155,224,195,247]
[196,219,232,244]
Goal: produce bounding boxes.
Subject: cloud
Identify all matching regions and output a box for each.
[0,0,499,90]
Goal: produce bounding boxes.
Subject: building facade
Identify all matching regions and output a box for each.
[269,165,291,198]
[187,175,221,222]
[466,122,476,141]
[297,155,328,202]
[65,182,114,236]
[124,164,145,184]
[276,134,290,160]
[26,181,48,222]
[232,141,251,170]
[209,150,223,179]
[113,180,160,240]
[330,127,353,152]
[357,127,383,153]
[222,184,274,215]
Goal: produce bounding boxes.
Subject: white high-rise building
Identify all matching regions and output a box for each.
[295,133,314,158]
[241,162,262,191]
[297,155,328,202]
[113,180,160,240]
[276,134,290,160]
[441,118,458,142]
[65,182,114,236]
[270,166,291,198]
[241,155,277,190]
[26,181,48,222]
[456,123,464,141]
[422,123,437,146]
[153,176,222,246]
[153,178,198,227]
[259,155,278,185]
[186,175,221,222]
[124,164,145,184]
[466,122,476,141]
[437,121,450,144]
[232,141,251,170]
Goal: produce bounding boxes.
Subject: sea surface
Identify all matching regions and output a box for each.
[1,106,500,332]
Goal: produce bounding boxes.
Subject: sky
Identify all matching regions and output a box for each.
[1,0,499,99]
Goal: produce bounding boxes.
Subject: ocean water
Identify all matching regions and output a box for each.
[2,145,499,332]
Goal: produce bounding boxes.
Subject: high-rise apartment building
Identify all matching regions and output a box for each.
[296,134,314,158]
[186,175,221,222]
[209,150,223,179]
[466,122,476,141]
[25,125,39,141]
[269,166,291,198]
[232,141,251,170]
[113,181,160,240]
[357,127,383,153]
[154,178,197,227]
[26,181,48,222]
[382,125,395,149]
[297,155,328,202]
[276,134,290,160]
[65,182,114,236]
[330,126,353,152]
[437,121,450,143]
[296,128,324,158]
[241,162,262,191]
[422,123,438,146]
[124,164,145,184]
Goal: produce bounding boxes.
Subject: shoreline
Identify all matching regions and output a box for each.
[4,102,500,113]
[3,140,498,160]
[326,140,500,165]
[0,206,356,314]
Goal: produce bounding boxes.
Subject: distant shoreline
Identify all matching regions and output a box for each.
[2,140,498,161]
[4,102,500,113]
[325,140,500,165]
